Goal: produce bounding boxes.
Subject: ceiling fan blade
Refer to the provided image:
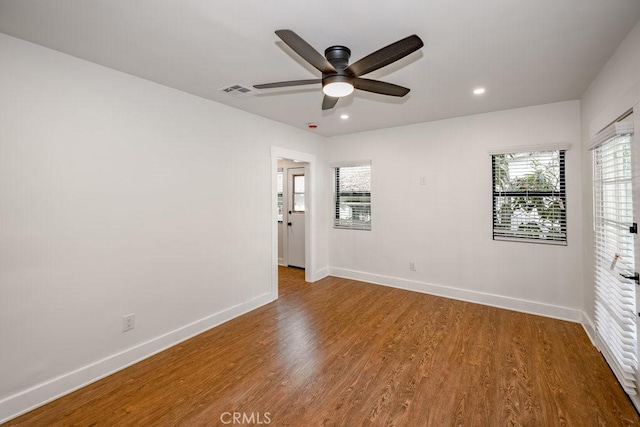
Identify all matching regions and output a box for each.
[254,79,321,89]
[347,35,423,77]
[322,95,339,110]
[354,78,410,97]
[275,29,337,74]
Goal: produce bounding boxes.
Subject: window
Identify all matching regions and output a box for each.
[277,170,284,222]
[492,149,566,244]
[292,174,305,212]
[334,163,371,230]
[591,120,636,395]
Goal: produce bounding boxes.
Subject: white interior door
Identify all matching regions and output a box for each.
[287,167,305,268]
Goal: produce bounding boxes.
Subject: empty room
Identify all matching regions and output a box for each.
[2,1,640,425]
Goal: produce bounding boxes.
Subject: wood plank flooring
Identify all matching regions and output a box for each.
[8,267,640,426]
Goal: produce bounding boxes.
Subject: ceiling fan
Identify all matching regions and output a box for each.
[254,30,424,110]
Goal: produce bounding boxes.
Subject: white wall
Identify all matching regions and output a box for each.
[326,101,583,320]
[580,20,640,333]
[0,34,327,421]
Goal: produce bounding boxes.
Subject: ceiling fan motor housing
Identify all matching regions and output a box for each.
[324,45,351,70]
[323,45,353,91]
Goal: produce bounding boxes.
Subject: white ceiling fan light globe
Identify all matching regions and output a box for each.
[322,81,354,97]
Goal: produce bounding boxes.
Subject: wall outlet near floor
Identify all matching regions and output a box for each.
[409,262,416,272]
[122,314,135,332]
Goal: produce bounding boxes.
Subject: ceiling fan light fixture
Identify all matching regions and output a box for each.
[323,82,354,97]
[322,75,354,98]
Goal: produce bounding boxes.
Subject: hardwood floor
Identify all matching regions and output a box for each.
[8,267,640,426]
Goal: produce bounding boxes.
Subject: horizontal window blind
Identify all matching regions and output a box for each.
[592,122,637,395]
[334,164,371,230]
[492,150,566,244]
[277,170,284,222]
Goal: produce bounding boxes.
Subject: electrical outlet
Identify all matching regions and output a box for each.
[122,314,135,332]
[409,262,416,272]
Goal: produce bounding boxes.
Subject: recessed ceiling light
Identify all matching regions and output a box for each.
[340,114,349,120]
[473,87,486,95]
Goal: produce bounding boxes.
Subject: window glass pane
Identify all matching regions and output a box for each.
[492,150,566,244]
[494,152,561,192]
[338,166,370,192]
[294,194,305,212]
[335,164,371,230]
[292,174,305,212]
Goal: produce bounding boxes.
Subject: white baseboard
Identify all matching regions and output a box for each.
[329,267,583,323]
[0,291,276,424]
[312,268,330,282]
[580,312,598,348]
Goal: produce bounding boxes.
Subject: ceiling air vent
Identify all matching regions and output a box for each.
[219,84,253,98]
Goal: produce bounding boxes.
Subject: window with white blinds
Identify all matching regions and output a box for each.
[591,120,637,395]
[334,163,371,230]
[492,150,566,244]
[276,170,284,222]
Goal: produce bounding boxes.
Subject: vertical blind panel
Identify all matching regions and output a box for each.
[334,165,371,230]
[277,171,283,193]
[593,131,637,395]
[492,150,566,243]
[276,171,284,222]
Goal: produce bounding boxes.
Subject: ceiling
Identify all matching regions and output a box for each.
[1,1,640,137]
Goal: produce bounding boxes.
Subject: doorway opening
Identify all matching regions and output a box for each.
[270,147,317,297]
[277,159,307,269]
